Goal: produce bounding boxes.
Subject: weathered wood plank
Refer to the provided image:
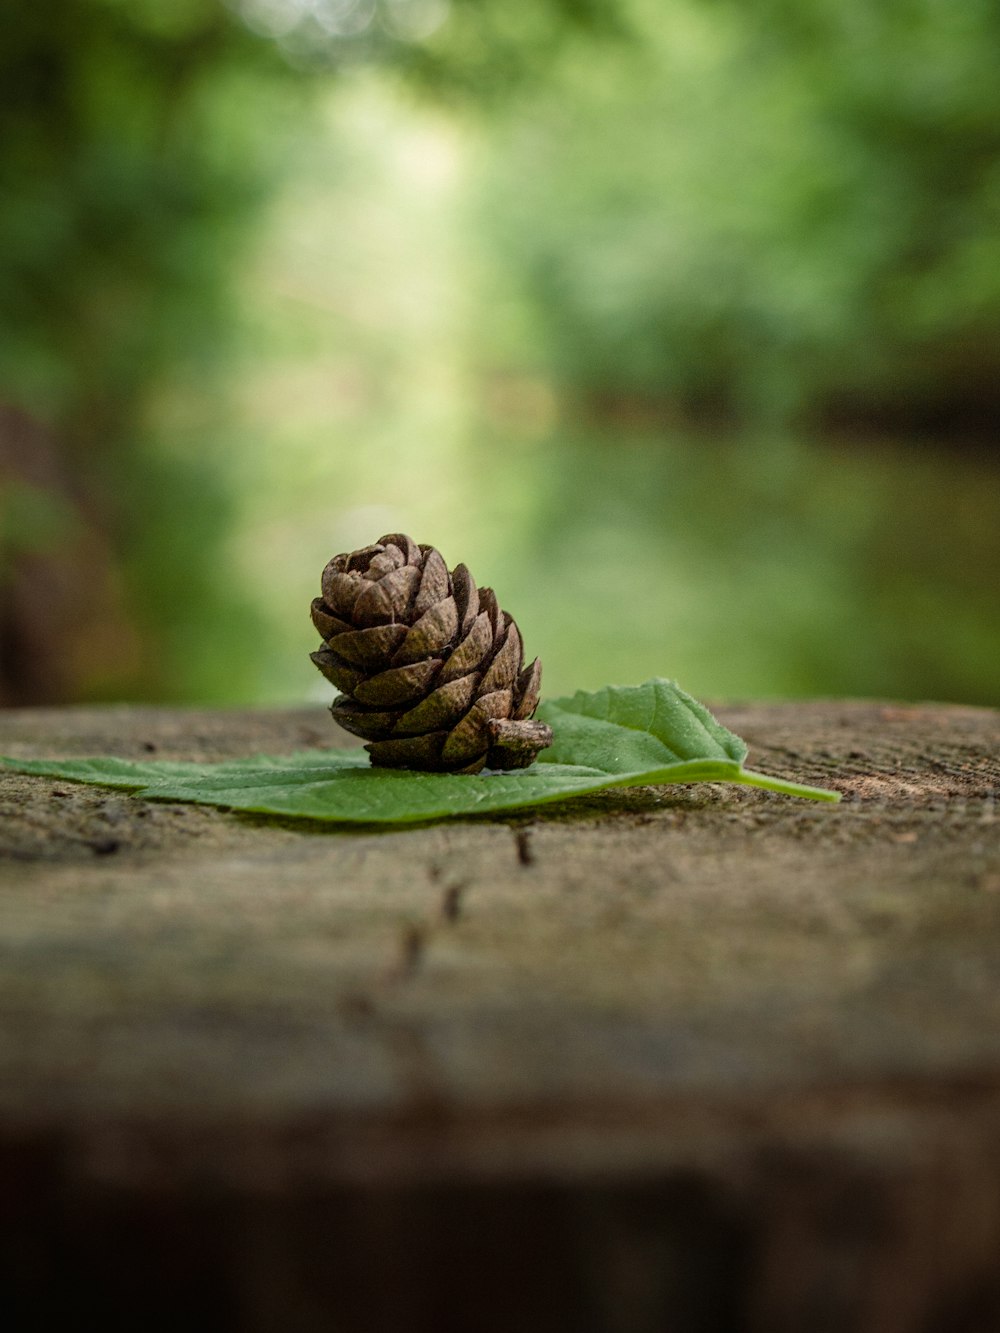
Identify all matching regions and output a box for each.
[1,700,998,1331]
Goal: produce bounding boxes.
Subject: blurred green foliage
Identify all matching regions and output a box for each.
[1,0,293,425]
[1,0,997,708]
[476,0,1000,429]
[0,0,298,701]
[0,0,612,702]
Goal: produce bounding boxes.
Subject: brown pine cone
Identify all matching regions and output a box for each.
[310,534,552,773]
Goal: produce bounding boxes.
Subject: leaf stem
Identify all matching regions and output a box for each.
[736,768,841,802]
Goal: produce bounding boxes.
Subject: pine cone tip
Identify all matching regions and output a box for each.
[310,535,552,773]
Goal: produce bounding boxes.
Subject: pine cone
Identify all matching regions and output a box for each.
[310,534,552,773]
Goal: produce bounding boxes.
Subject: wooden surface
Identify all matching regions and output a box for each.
[1,700,999,1332]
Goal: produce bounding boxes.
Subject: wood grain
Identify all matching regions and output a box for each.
[1,700,998,1331]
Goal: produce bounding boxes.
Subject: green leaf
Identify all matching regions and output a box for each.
[537,678,748,772]
[1,678,840,824]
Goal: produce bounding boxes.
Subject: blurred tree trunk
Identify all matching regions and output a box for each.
[0,3,274,705]
[0,404,141,705]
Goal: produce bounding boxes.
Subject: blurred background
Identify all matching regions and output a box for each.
[2,0,998,711]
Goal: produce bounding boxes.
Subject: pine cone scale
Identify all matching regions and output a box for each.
[377,532,420,564]
[353,659,442,707]
[332,623,409,669]
[513,659,543,719]
[366,547,405,578]
[480,623,521,694]
[330,700,398,740]
[393,673,478,735]
[367,731,448,769]
[393,596,458,665]
[452,564,479,633]
[440,689,510,766]
[310,600,351,640]
[352,565,419,626]
[414,546,450,614]
[437,612,491,685]
[478,587,499,631]
[310,649,363,695]
[311,534,552,772]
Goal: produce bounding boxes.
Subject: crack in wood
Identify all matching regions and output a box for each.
[381,922,426,986]
[440,881,465,923]
[515,828,535,866]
